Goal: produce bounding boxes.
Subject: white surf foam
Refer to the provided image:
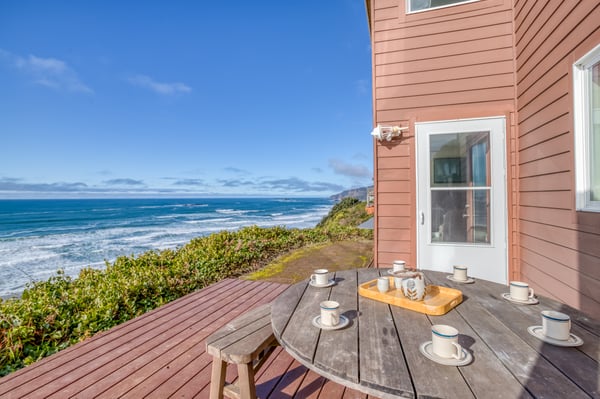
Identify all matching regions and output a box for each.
[0,200,333,297]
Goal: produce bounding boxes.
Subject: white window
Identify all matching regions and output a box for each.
[407,0,478,13]
[574,43,600,212]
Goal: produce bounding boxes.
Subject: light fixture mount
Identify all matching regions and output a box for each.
[370,124,408,141]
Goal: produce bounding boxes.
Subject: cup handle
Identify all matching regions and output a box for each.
[310,274,316,283]
[451,342,463,360]
[528,287,535,298]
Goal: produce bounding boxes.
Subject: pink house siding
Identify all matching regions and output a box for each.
[367,0,600,318]
[514,0,600,317]
[368,0,518,271]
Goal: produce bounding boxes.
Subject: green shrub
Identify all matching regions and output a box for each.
[0,221,372,376]
[317,198,371,228]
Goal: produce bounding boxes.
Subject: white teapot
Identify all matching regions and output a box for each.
[392,270,426,301]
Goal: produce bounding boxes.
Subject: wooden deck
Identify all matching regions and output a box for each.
[0,279,376,398]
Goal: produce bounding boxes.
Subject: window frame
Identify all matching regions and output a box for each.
[406,0,479,14]
[573,43,600,212]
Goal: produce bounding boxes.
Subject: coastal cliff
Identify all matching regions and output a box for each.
[329,186,373,202]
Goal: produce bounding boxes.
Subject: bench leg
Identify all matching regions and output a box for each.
[237,362,257,399]
[210,358,227,399]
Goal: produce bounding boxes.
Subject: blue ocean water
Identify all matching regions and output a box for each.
[0,197,333,298]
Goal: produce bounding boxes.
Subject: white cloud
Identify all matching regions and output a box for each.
[1,49,93,93]
[0,175,346,198]
[128,74,191,95]
[103,178,145,186]
[328,159,371,178]
[21,55,67,74]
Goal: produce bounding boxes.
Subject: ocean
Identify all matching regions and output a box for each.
[0,197,333,298]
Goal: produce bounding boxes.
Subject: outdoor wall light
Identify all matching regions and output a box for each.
[370,124,408,141]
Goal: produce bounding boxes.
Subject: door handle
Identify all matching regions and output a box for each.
[420,212,424,225]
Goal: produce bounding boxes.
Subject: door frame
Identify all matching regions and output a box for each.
[415,116,509,284]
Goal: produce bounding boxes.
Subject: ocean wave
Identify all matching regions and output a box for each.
[0,198,332,297]
[154,211,220,220]
[215,209,256,215]
[138,204,177,209]
[138,203,208,210]
[183,217,233,224]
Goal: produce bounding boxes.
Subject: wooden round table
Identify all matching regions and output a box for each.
[270,268,599,399]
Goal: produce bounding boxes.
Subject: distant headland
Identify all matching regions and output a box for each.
[329,186,373,202]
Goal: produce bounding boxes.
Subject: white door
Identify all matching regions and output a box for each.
[416,117,507,284]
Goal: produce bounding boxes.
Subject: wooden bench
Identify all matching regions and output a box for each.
[205,303,278,399]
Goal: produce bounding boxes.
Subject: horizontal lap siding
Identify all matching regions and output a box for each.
[377,137,414,267]
[371,0,516,269]
[515,0,600,318]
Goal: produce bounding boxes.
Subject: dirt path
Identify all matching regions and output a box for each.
[242,239,373,284]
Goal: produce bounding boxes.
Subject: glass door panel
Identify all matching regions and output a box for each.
[429,131,490,245]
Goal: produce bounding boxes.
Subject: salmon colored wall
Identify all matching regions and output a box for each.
[367,0,600,318]
[368,0,518,272]
[514,0,600,318]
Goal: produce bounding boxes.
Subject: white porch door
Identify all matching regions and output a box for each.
[416,117,507,284]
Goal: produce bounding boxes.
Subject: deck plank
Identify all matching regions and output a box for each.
[48,280,273,398]
[0,279,240,397]
[0,279,242,394]
[293,368,327,399]
[0,278,381,399]
[93,284,288,399]
[266,359,310,399]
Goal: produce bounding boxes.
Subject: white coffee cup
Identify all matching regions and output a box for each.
[311,269,329,286]
[320,300,340,327]
[509,281,535,301]
[431,325,463,359]
[392,260,406,272]
[377,276,390,293]
[541,310,571,340]
[453,265,468,281]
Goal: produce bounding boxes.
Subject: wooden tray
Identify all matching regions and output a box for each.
[358,277,462,315]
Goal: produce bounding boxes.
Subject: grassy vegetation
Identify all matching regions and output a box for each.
[0,202,372,376]
[317,197,371,228]
[243,240,373,284]
[242,242,330,281]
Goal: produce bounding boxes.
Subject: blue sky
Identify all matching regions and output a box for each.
[0,1,373,198]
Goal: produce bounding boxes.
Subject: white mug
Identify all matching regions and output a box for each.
[320,300,340,327]
[542,310,571,340]
[392,260,406,272]
[431,325,463,359]
[311,269,329,286]
[453,265,468,281]
[509,281,534,301]
[377,276,390,293]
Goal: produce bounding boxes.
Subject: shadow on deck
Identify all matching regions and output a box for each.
[0,279,376,398]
